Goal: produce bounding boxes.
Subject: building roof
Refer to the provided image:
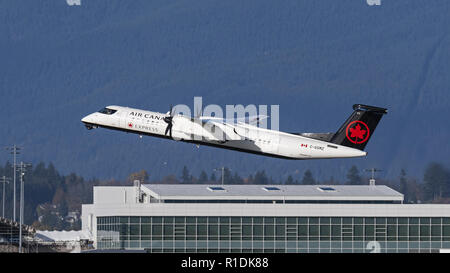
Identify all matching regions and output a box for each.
[141,184,403,201]
[35,230,92,242]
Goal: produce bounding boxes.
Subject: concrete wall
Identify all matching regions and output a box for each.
[94,186,138,205]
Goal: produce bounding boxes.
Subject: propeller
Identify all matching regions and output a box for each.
[163,105,174,138]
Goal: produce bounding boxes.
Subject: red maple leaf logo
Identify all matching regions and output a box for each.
[128,123,133,128]
[346,121,370,144]
[349,124,366,140]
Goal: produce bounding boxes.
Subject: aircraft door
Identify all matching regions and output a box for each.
[110,112,119,127]
[118,110,128,128]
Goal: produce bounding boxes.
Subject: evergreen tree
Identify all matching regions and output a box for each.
[210,172,217,182]
[232,172,243,184]
[222,168,232,184]
[423,162,450,200]
[408,178,419,203]
[268,177,275,184]
[285,175,294,185]
[328,176,336,185]
[58,201,69,222]
[399,169,408,201]
[254,170,269,184]
[301,170,315,185]
[181,166,191,183]
[52,188,66,206]
[346,165,362,185]
[198,170,208,183]
[247,174,254,184]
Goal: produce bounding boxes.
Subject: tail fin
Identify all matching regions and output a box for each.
[330,104,387,150]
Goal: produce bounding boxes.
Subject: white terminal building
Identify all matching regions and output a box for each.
[81,183,450,253]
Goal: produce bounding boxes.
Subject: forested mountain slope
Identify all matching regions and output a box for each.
[1,0,449,180]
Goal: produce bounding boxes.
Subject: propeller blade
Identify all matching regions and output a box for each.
[164,125,169,135]
[164,105,175,138]
[165,123,172,136]
[163,116,172,124]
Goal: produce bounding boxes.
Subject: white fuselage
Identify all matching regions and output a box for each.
[81,105,367,159]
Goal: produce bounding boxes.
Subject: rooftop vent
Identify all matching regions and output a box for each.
[208,186,226,192]
[263,187,281,191]
[317,187,337,192]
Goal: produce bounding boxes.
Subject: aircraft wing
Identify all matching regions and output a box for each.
[199,115,268,126]
[177,114,267,142]
[176,116,246,142]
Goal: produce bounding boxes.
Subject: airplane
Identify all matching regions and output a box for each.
[81,104,387,160]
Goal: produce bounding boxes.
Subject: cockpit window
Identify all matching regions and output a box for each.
[98,107,117,115]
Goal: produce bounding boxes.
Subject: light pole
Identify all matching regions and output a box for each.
[213,167,231,186]
[16,161,31,253]
[1,176,11,218]
[364,168,383,186]
[5,145,21,221]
